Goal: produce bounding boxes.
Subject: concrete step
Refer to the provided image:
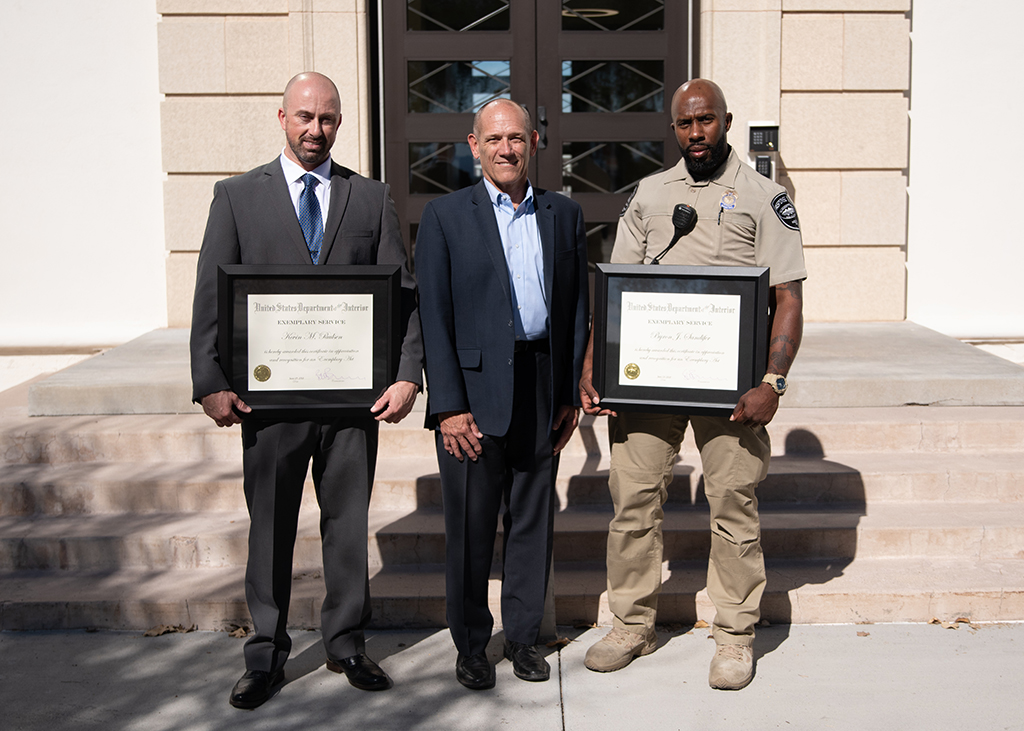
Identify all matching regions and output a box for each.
[765,405,1024,455]
[375,503,1024,564]
[4,555,1023,631]
[5,503,1024,572]
[0,461,251,515]
[24,325,1024,417]
[6,406,1024,467]
[559,451,1024,506]
[552,556,1024,627]
[5,449,1024,518]
[0,458,444,516]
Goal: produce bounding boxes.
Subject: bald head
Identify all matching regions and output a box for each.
[279,72,342,171]
[670,79,733,181]
[473,98,533,138]
[282,72,340,113]
[671,79,728,121]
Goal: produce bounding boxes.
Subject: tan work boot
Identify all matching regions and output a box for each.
[584,627,658,672]
[708,644,754,690]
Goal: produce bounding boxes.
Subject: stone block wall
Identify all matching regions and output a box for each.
[157,0,372,327]
[701,0,910,321]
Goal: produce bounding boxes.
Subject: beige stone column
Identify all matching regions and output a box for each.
[700,0,783,163]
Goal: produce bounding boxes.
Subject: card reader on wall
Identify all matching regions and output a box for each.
[748,122,779,182]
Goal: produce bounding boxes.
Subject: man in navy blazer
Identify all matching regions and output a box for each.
[415,99,589,690]
[190,72,423,709]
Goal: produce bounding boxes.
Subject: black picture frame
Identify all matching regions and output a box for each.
[217,265,401,419]
[593,264,770,416]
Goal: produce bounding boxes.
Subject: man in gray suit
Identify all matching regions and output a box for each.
[190,72,423,709]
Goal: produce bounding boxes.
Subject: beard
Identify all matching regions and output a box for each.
[288,134,330,167]
[682,137,729,181]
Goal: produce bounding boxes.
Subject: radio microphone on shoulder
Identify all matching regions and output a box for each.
[651,203,697,265]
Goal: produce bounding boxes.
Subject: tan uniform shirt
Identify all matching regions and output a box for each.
[611,149,806,287]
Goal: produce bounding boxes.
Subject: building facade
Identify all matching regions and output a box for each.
[2,1,1021,346]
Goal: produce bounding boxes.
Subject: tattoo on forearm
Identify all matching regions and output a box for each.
[775,281,803,301]
[768,334,796,373]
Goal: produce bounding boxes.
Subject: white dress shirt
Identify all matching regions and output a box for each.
[280,151,332,228]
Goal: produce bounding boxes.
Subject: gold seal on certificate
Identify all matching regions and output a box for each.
[253,365,271,382]
[624,363,640,380]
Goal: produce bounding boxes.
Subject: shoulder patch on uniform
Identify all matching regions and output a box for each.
[620,185,638,217]
[771,192,800,231]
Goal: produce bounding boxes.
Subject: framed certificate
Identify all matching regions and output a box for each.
[217,265,401,418]
[593,264,770,416]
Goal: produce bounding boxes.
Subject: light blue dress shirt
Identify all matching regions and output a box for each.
[483,177,548,341]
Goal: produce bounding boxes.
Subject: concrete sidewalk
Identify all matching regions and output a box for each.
[2,623,1021,731]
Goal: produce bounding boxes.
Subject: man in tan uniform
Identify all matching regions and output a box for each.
[579,79,805,690]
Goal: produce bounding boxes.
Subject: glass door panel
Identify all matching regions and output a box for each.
[383,0,697,267]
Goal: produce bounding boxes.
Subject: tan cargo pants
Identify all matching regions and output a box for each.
[605,411,771,646]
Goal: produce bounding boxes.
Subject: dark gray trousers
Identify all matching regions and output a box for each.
[240,416,378,672]
[438,349,558,657]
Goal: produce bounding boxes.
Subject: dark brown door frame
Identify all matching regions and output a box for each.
[381,0,700,256]
[535,2,697,224]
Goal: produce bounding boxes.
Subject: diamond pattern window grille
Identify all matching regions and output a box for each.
[561,0,664,31]
[408,0,510,31]
[584,222,617,269]
[562,141,664,195]
[409,142,481,195]
[409,60,511,113]
[562,60,664,114]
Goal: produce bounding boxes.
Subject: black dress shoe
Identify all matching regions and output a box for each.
[229,668,285,709]
[456,653,495,690]
[326,652,393,691]
[503,640,550,682]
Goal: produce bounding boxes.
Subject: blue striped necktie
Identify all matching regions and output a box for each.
[299,173,324,264]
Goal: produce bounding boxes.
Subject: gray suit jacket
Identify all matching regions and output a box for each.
[190,158,423,403]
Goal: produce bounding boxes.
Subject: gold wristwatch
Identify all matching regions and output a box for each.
[762,373,788,396]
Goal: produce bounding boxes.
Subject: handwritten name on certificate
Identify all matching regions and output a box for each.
[618,291,741,391]
[247,294,373,391]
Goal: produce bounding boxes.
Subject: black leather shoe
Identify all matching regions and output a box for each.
[229,668,284,709]
[456,653,495,690]
[503,640,550,682]
[326,653,393,691]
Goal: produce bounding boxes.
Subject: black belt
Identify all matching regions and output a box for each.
[514,338,549,354]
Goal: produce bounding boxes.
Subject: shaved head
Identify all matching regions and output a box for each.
[282,72,340,113]
[670,78,728,121]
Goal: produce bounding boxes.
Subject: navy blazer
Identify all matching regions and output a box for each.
[190,158,423,403]
[415,180,589,437]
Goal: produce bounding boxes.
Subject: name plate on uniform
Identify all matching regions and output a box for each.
[218,265,401,418]
[593,264,769,416]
